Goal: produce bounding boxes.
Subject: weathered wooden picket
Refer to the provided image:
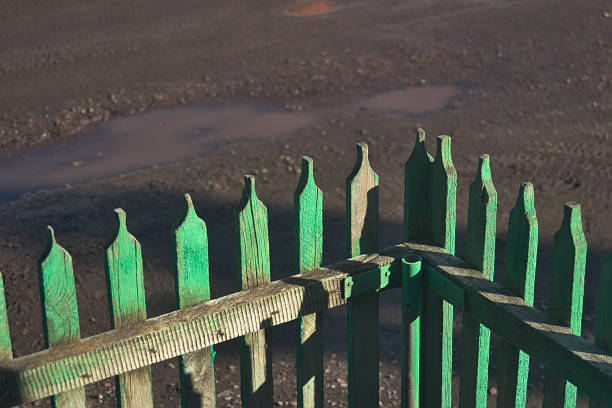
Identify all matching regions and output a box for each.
[0,129,611,408]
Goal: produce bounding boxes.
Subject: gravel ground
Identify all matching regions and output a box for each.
[0,0,611,406]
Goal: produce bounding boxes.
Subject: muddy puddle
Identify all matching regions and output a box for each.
[286,0,334,16]
[360,86,460,114]
[0,85,461,202]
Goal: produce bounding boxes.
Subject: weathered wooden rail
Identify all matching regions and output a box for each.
[0,130,611,407]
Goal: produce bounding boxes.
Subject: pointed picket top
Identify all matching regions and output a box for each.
[176,193,199,231]
[543,202,587,408]
[236,175,272,407]
[174,194,215,407]
[505,182,538,305]
[346,142,379,258]
[237,175,259,213]
[346,142,380,408]
[465,154,497,278]
[294,156,323,274]
[421,134,456,408]
[429,134,457,255]
[175,193,210,308]
[404,128,434,241]
[39,226,81,347]
[460,155,497,408]
[0,271,11,362]
[549,202,587,333]
[346,142,378,186]
[295,156,317,197]
[294,156,324,408]
[236,175,271,289]
[496,182,538,408]
[407,128,434,164]
[106,208,147,326]
[38,226,86,408]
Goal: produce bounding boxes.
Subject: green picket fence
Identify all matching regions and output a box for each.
[0,130,611,408]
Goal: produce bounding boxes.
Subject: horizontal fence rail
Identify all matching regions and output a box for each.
[0,242,611,405]
[0,129,611,408]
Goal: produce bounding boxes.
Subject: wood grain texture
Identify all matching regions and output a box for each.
[346,142,380,408]
[543,203,587,408]
[420,135,456,408]
[105,209,153,408]
[459,155,497,408]
[174,194,215,408]
[590,252,612,408]
[1,242,611,405]
[38,227,86,408]
[294,157,324,408]
[497,182,538,408]
[236,175,273,408]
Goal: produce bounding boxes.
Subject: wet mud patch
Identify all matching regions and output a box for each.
[0,85,463,202]
[0,103,316,202]
[360,85,461,114]
[286,0,335,16]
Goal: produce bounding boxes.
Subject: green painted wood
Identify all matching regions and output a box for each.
[0,272,11,362]
[402,130,433,408]
[542,203,587,408]
[404,242,612,403]
[403,128,433,241]
[3,242,612,405]
[294,156,324,408]
[342,264,394,298]
[459,155,497,408]
[497,182,538,408]
[346,142,379,408]
[38,226,86,408]
[235,175,273,408]
[590,251,612,408]
[174,194,215,408]
[420,135,456,408]
[105,209,153,408]
[401,254,422,408]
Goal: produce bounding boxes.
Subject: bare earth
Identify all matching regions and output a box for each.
[0,0,611,406]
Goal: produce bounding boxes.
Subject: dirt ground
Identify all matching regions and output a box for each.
[0,0,611,406]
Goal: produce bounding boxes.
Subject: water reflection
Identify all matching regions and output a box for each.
[360,86,460,114]
[0,85,463,202]
[0,104,316,201]
[286,1,334,15]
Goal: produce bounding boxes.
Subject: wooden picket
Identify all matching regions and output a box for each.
[174,194,216,408]
[295,156,324,408]
[542,203,587,408]
[404,131,456,408]
[236,175,273,407]
[105,209,154,408]
[496,182,538,408]
[0,131,611,408]
[459,154,497,408]
[346,142,380,408]
[38,227,86,408]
